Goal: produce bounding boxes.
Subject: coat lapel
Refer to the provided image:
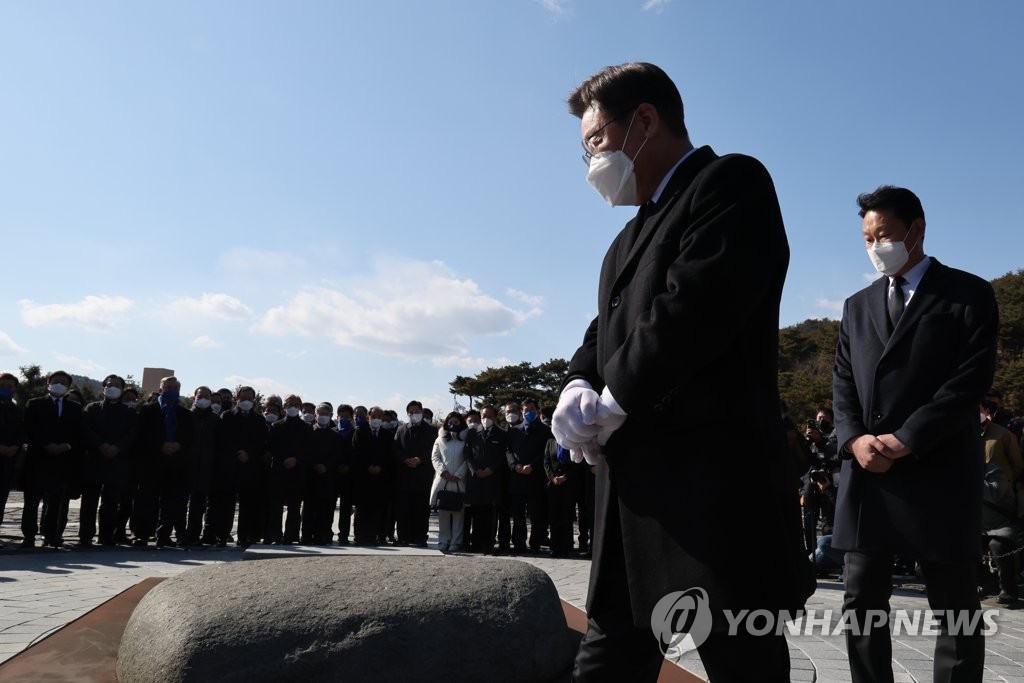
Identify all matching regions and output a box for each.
[611,146,717,291]
[884,258,944,354]
[868,276,891,345]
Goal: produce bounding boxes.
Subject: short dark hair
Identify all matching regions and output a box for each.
[48,370,72,385]
[102,374,126,389]
[337,403,353,416]
[406,400,422,413]
[856,185,925,226]
[568,62,687,139]
[0,372,19,386]
[816,406,835,420]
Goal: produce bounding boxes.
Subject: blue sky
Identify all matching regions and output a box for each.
[2,1,1022,412]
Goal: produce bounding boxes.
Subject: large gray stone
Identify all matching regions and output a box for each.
[116,556,575,683]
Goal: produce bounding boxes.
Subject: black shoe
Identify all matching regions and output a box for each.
[156,538,177,548]
[132,538,149,548]
[216,540,227,548]
[996,592,1018,605]
[19,538,35,549]
[78,539,94,548]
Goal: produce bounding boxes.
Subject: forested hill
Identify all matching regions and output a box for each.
[779,269,1024,419]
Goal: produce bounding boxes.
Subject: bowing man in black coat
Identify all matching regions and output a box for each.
[351,406,395,545]
[552,63,812,682]
[832,186,998,683]
[266,394,312,544]
[464,404,508,554]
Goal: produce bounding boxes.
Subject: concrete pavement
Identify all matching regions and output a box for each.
[3,492,1024,681]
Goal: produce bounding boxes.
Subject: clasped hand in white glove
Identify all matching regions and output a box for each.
[552,380,601,448]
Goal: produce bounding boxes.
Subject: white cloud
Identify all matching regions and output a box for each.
[0,331,28,356]
[20,295,135,331]
[53,353,106,374]
[535,0,572,16]
[506,288,544,310]
[223,374,293,398]
[190,335,223,349]
[814,297,845,315]
[255,258,539,359]
[167,293,252,321]
[641,0,671,11]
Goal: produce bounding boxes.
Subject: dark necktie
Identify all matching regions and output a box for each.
[888,276,906,330]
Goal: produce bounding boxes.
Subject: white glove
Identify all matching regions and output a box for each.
[552,379,601,448]
[595,385,627,446]
[569,439,603,466]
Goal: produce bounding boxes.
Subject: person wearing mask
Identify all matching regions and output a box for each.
[507,399,551,553]
[79,374,137,547]
[0,372,25,549]
[544,437,576,558]
[185,385,219,547]
[431,411,469,552]
[304,402,340,545]
[332,404,357,544]
[553,63,812,680]
[352,406,394,545]
[495,401,522,554]
[217,386,268,547]
[135,377,193,548]
[21,370,83,549]
[266,394,312,544]
[300,402,317,426]
[464,405,508,554]
[392,400,436,547]
[114,385,140,544]
[833,186,998,682]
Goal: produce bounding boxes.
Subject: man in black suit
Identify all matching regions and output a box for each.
[392,400,435,547]
[21,369,84,549]
[352,405,395,545]
[551,62,812,682]
[0,372,25,548]
[832,186,998,682]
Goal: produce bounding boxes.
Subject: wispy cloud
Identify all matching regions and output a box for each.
[535,0,572,17]
[223,374,293,399]
[53,352,106,374]
[814,297,844,316]
[641,0,671,12]
[255,258,540,360]
[190,335,223,349]
[506,288,544,311]
[20,295,135,331]
[166,293,253,321]
[0,331,28,355]
[431,355,513,370]
[219,248,308,279]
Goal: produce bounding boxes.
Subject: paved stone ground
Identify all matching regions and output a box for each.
[2,492,1023,682]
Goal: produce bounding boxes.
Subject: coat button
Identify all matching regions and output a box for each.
[610,295,621,308]
[873,412,882,420]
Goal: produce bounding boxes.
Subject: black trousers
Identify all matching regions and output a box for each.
[267,490,302,543]
[467,504,496,553]
[79,478,125,543]
[204,488,235,542]
[21,479,69,543]
[236,488,263,544]
[843,551,984,683]
[184,490,208,544]
[548,483,576,556]
[573,482,790,683]
[354,496,385,545]
[509,487,547,550]
[396,489,431,545]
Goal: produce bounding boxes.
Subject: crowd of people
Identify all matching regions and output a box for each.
[0,370,596,558]
[790,390,1024,606]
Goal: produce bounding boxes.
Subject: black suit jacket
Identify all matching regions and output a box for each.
[23,394,84,486]
[566,146,812,624]
[832,258,998,561]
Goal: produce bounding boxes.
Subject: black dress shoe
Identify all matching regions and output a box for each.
[78,539,94,548]
[19,538,35,549]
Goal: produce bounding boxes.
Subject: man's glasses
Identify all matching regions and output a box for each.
[581,109,634,165]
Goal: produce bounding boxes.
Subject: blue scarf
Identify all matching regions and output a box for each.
[157,393,178,442]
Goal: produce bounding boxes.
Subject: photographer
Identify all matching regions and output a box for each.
[802,468,842,574]
[801,407,839,555]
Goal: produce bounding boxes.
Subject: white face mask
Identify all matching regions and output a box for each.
[301,412,315,423]
[369,418,383,430]
[265,413,279,423]
[585,111,648,207]
[506,413,520,425]
[410,412,423,424]
[481,417,494,430]
[104,386,122,400]
[285,406,301,418]
[867,228,920,276]
[49,383,68,397]
[125,400,138,410]
[238,400,254,412]
[194,397,211,410]
[317,415,332,427]
[211,403,223,414]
